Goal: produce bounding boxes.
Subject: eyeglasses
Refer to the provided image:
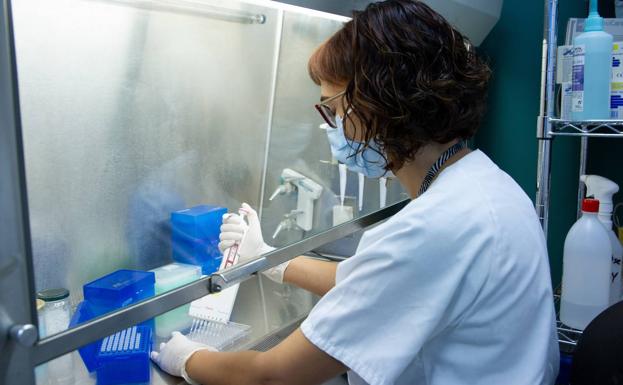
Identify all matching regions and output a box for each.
[314,91,346,128]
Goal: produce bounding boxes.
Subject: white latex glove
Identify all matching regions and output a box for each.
[218,202,291,284]
[150,332,215,385]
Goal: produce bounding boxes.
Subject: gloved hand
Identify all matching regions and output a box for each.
[150,331,216,385]
[218,202,291,284]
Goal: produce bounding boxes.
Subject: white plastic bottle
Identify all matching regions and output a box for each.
[571,0,613,120]
[560,199,612,330]
[580,175,623,304]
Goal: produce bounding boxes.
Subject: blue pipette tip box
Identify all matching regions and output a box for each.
[172,237,222,275]
[69,301,100,372]
[171,205,227,241]
[171,205,227,274]
[69,301,154,376]
[96,326,152,385]
[83,270,155,315]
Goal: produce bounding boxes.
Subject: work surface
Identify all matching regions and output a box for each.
[38,276,322,385]
[53,355,348,385]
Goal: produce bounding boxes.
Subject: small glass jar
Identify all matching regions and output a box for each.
[37,288,71,337]
[37,288,74,385]
[36,299,46,338]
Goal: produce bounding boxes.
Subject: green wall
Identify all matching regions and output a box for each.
[476,0,587,288]
[587,139,623,192]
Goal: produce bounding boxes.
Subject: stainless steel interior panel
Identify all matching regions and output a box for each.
[260,9,405,251]
[12,0,279,296]
[259,10,343,247]
[232,275,316,335]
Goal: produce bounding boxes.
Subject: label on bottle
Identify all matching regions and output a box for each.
[612,253,622,302]
[611,255,621,282]
[557,45,575,84]
[571,45,586,113]
[611,42,623,118]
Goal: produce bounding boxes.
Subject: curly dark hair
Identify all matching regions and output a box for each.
[308,0,491,171]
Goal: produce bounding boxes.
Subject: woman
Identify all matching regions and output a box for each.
[151,1,559,384]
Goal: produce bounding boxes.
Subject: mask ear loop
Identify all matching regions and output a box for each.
[342,107,365,163]
[342,106,387,170]
[346,106,385,167]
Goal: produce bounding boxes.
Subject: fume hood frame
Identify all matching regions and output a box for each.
[0,0,408,383]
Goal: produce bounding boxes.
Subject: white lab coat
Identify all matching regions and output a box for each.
[300,150,559,385]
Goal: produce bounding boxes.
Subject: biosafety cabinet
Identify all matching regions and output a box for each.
[0,0,407,384]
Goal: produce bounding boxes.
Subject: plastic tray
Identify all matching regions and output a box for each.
[186,318,251,351]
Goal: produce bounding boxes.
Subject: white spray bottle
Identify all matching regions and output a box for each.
[581,174,623,303]
[560,199,612,330]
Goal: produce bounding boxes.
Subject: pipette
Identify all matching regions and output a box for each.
[358,173,364,211]
[379,177,387,208]
[223,207,249,269]
[188,318,251,351]
[339,163,347,206]
[332,163,353,226]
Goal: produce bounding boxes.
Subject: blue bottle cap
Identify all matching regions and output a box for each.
[585,14,604,32]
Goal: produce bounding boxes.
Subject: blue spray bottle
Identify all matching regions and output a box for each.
[571,0,613,120]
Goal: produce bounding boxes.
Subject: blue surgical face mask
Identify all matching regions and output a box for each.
[325,113,389,178]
